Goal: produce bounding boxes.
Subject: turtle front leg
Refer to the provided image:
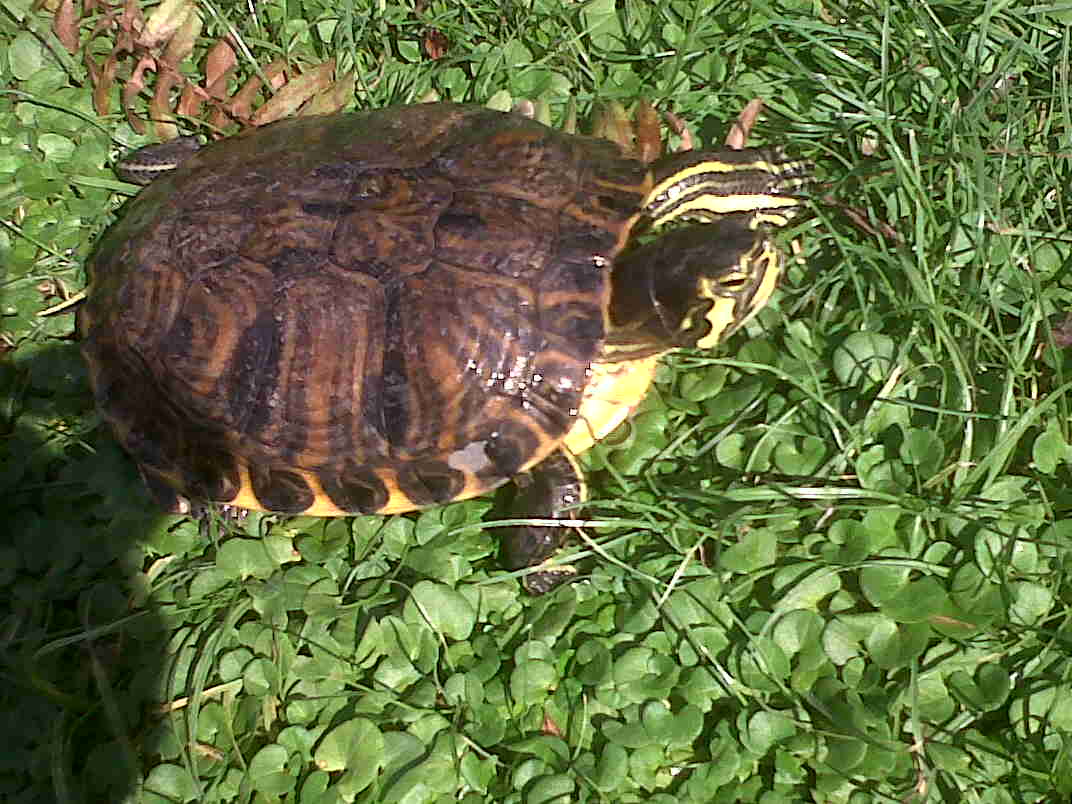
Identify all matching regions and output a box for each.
[499,449,585,594]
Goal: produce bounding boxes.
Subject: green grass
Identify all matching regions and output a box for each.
[3,0,1072,801]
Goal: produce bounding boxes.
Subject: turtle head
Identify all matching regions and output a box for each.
[606,146,808,355]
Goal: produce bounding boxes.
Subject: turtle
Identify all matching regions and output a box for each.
[79,101,809,593]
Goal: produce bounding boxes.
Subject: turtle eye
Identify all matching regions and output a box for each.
[711,270,750,293]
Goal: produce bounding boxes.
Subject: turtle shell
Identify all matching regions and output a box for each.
[79,103,655,515]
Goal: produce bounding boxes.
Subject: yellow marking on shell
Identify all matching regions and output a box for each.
[294,472,351,516]
[225,452,529,517]
[562,353,661,456]
[306,468,422,516]
[225,464,277,513]
[225,463,423,516]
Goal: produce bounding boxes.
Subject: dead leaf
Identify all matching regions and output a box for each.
[725,97,764,149]
[204,39,237,97]
[159,5,201,69]
[303,69,356,117]
[251,60,336,125]
[124,56,157,133]
[423,29,449,60]
[52,0,80,54]
[542,711,563,738]
[634,98,661,164]
[139,0,196,51]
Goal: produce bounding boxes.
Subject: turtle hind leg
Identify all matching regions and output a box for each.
[136,464,194,515]
[499,449,586,595]
[136,463,248,539]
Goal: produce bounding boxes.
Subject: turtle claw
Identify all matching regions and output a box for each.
[521,563,578,596]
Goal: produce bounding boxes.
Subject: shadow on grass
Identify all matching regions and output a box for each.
[1,339,174,802]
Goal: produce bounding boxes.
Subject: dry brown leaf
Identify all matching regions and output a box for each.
[118,0,144,50]
[662,108,694,152]
[139,0,197,51]
[251,60,336,125]
[159,6,201,69]
[835,201,903,243]
[303,69,356,117]
[150,67,179,139]
[123,57,157,133]
[52,0,80,54]
[176,84,204,119]
[633,98,661,164]
[725,97,764,149]
[590,102,636,154]
[265,61,289,92]
[423,29,449,60]
[542,711,564,738]
[204,39,237,97]
[88,49,119,116]
[221,73,262,126]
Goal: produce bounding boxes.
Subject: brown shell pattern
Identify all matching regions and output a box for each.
[80,104,651,514]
